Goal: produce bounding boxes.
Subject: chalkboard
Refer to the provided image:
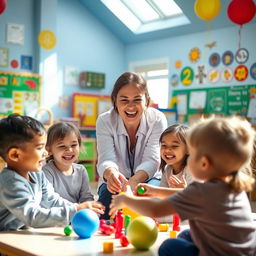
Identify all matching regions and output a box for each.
[171,84,255,121]
[0,71,41,117]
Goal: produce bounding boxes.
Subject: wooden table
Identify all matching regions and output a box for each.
[0,226,175,256]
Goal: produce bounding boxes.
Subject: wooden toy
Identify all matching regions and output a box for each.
[158,223,169,232]
[170,230,177,238]
[172,214,181,231]
[103,241,113,253]
[64,225,72,236]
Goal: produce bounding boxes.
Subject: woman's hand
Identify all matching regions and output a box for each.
[104,169,128,194]
[77,201,105,215]
[168,175,187,188]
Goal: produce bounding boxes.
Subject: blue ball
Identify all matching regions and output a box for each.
[71,209,100,238]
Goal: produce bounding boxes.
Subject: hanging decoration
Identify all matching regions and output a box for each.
[194,0,221,22]
[227,0,256,26]
[0,0,6,15]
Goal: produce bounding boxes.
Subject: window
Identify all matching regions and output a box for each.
[131,59,169,108]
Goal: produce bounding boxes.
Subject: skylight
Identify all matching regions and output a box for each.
[101,0,190,34]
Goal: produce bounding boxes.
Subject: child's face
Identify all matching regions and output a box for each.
[160,133,187,172]
[48,131,80,171]
[115,83,147,128]
[17,134,47,173]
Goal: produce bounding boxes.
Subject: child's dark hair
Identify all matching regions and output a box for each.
[46,122,82,161]
[159,124,189,172]
[0,114,45,160]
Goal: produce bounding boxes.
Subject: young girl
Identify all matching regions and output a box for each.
[159,124,193,189]
[110,116,256,256]
[43,122,95,204]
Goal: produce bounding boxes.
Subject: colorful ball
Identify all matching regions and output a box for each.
[137,186,146,195]
[64,225,73,236]
[71,209,99,238]
[127,216,158,250]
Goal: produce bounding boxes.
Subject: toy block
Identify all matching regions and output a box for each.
[170,230,177,238]
[158,223,169,232]
[103,241,114,253]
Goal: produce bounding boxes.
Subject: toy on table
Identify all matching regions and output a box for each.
[172,214,181,231]
[170,230,177,238]
[158,223,169,232]
[71,209,99,238]
[64,225,73,236]
[127,216,158,250]
[99,219,116,235]
[124,215,131,235]
[120,235,129,247]
[103,241,114,253]
[137,186,146,195]
[115,210,124,238]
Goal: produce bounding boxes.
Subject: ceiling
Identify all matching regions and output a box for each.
[80,0,255,44]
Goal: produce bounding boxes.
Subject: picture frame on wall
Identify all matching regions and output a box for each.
[0,47,9,67]
[6,23,25,45]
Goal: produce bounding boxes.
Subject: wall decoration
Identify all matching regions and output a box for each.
[10,59,19,69]
[234,65,248,81]
[194,0,221,22]
[6,23,25,45]
[80,71,105,89]
[176,94,187,115]
[205,41,216,49]
[189,47,200,63]
[247,91,256,119]
[209,53,220,67]
[175,60,182,69]
[208,69,220,83]
[222,51,234,66]
[235,48,249,64]
[21,55,32,70]
[0,71,41,116]
[250,63,256,80]
[189,91,207,109]
[221,68,233,83]
[0,0,7,15]
[195,65,207,84]
[38,30,56,50]
[0,47,8,67]
[180,67,194,86]
[170,74,179,86]
[227,0,256,26]
[64,66,80,85]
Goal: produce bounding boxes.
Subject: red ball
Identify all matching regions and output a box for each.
[227,0,256,25]
[120,235,129,247]
[0,0,6,15]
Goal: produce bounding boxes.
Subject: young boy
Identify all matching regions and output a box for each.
[110,116,256,256]
[0,114,104,231]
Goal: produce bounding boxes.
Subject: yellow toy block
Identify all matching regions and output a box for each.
[159,223,169,232]
[170,230,177,238]
[103,241,113,253]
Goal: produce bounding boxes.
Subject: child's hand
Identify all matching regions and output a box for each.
[109,193,130,218]
[77,201,105,215]
[135,183,158,197]
[168,175,187,188]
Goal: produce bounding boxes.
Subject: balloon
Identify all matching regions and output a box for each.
[227,0,256,25]
[0,0,7,15]
[194,0,221,22]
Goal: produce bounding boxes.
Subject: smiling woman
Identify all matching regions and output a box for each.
[96,72,167,219]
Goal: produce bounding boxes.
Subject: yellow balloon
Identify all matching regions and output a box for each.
[194,0,221,22]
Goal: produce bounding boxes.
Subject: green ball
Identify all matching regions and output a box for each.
[64,225,73,236]
[127,216,158,250]
[137,186,146,195]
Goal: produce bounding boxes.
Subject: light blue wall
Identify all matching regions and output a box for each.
[125,23,256,94]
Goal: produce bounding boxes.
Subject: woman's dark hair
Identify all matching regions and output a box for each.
[111,72,151,111]
[159,123,189,172]
[0,114,45,160]
[46,122,82,161]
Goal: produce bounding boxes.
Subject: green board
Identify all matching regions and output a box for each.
[172,84,255,122]
[80,71,105,89]
[0,71,41,117]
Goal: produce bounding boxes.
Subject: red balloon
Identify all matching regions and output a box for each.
[0,0,7,15]
[227,0,256,25]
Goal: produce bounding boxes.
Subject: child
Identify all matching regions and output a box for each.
[0,114,104,231]
[159,124,193,188]
[110,116,256,256]
[43,122,94,204]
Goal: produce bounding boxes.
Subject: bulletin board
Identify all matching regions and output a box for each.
[171,84,256,122]
[72,93,111,128]
[0,71,41,117]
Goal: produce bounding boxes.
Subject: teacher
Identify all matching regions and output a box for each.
[96,72,167,219]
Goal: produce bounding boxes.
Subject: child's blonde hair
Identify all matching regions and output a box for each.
[187,116,255,193]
